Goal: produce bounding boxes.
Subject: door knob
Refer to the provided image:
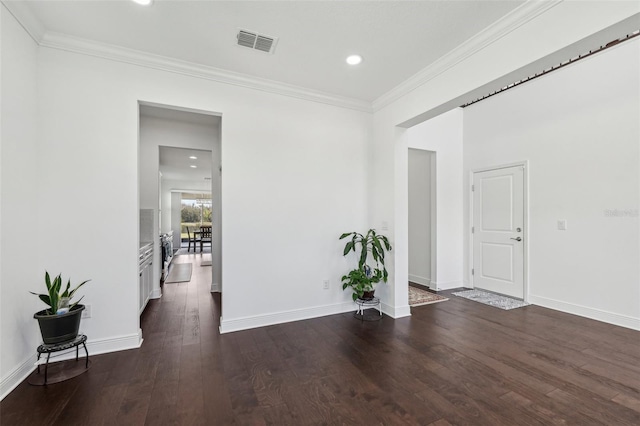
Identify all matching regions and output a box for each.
[510,237,522,241]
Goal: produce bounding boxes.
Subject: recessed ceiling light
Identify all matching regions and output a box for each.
[190,165,197,168]
[132,0,153,5]
[189,156,198,160]
[346,55,363,65]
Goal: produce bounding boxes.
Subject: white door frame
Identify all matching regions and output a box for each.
[469,161,529,302]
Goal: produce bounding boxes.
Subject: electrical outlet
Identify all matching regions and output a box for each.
[557,220,567,231]
[82,304,91,319]
[323,279,330,290]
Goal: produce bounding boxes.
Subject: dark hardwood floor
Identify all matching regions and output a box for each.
[2,255,640,425]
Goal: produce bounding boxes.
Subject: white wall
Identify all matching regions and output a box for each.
[408,149,432,286]
[369,1,639,318]
[0,6,43,399]
[140,113,220,296]
[463,39,640,329]
[408,109,464,290]
[34,42,370,339]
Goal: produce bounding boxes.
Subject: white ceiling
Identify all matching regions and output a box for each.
[159,145,213,183]
[14,0,525,102]
[145,106,218,183]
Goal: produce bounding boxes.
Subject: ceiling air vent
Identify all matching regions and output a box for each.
[236,29,278,54]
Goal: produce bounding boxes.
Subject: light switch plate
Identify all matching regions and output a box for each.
[557,220,567,231]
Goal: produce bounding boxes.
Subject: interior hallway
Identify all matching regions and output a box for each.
[2,260,639,424]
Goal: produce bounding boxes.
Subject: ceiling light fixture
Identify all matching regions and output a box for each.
[189,156,198,160]
[132,0,153,6]
[190,165,197,168]
[346,55,363,65]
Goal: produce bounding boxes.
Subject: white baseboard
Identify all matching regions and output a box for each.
[528,294,640,331]
[82,330,144,355]
[210,282,220,292]
[432,280,464,291]
[219,301,356,334]
[408,274,431,287]
[1,353,38,401]
[150,288,162,299]
[382,302,411,319]
[0,330,143,401]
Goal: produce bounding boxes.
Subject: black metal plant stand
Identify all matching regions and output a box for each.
[354,297,383,321]
[32,334,90,385]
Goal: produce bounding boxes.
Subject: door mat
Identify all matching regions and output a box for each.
[452,289,530,310]
[165,263,192,283]
[409,286,448,307]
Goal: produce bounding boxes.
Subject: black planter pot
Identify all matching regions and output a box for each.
[34,304,85,345]
[361,290,375,300]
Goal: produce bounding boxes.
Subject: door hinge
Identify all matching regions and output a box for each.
[472,268,475,276]
[471,226,475,234]
[472,184,475,192]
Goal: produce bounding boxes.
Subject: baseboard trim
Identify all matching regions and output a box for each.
[0,353,38,401]
[529,294,640,331]
[408,274,431,287]
[150,288,162,299]
[432,280,464,291]
[0,331,143,401]
[382,302,411,319]
[210,282,221,292]
[219,301,356,334]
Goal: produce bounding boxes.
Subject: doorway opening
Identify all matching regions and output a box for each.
[408,148,436,290]
[138,103,222,333]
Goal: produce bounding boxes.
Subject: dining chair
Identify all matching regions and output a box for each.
[200,226,212,252]
[186,227,199,252]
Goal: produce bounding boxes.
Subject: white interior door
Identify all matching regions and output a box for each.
[473,166,524,299]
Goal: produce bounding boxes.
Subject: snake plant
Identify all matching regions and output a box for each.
[30,271,90,315]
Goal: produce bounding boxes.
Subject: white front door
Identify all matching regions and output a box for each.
[472,166,525,299]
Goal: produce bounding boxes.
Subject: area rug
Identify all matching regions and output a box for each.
[452,289,530,310]
[409,286,448,307]
[164,263,192,283]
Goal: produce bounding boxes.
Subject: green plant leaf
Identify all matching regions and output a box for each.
[69,295,84,309]
[358,244,367,269]
[339,232,352,240]
[45,271,51,291]
[68,279,90,299]
[48,275,62,314]
[343,241,354,256]
[37,294,51,307]
[60,280,71,298]
[381,236,392,251]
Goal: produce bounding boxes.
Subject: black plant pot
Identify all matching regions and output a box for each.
[361,290,375,300]
[34,304,85,345]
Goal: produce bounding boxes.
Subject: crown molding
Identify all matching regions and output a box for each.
[1,0,46,43]
[372,0,563,112]
[38,32,372,113]
[2,0,371,113]
[4,0,561,115]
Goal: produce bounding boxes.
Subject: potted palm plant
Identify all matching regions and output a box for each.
[31,272,90,345]
[340,229,392,301]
